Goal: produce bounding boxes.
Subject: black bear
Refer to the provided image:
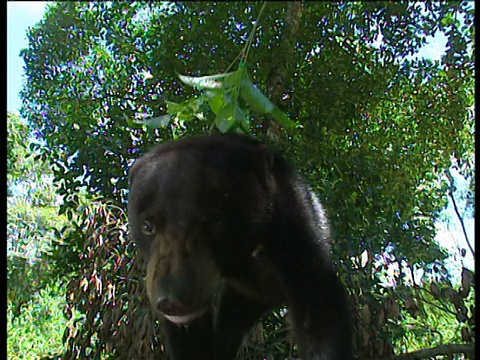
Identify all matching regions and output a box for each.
[128,133,353,360]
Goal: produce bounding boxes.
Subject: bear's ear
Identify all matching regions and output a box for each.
[254,143,274,173]
[260,144,275,170]
[128,158,143,188]
[253,143,276,191]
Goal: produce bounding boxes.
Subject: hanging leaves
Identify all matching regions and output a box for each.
[145,68,298,133]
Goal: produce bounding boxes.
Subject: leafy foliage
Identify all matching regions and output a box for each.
[170,68,297,132]
[7,283,70,360]
[59,202,163,360]
[7,113,64,315]
[19,2,474,359]
[7,113,72,359]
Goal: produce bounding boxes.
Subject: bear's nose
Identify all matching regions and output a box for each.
[156,297,186,316]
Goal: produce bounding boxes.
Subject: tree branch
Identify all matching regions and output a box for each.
[393,343,475,359]
[265,1,302,138]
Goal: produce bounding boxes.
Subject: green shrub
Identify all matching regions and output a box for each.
[7,282,68,360]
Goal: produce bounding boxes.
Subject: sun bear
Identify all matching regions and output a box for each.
[127,133,353,360]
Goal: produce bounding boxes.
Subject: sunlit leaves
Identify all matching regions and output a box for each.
[163,68,297,133]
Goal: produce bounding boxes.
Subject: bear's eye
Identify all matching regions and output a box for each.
[141,220,156,235]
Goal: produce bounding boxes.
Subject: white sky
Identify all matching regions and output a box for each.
[7,2,474,275]
[7,1,52,112]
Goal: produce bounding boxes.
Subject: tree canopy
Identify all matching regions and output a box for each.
[19,2,474,359]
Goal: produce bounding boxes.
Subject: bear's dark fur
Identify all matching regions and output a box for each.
[128,133,353,360]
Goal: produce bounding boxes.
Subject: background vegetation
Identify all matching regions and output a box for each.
[8,2,474,359]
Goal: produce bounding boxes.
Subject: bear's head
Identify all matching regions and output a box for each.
[127,134,275,324]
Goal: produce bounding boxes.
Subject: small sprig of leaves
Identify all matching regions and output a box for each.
[135,3,297,134]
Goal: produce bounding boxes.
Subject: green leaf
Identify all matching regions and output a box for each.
[215,104,236,132]
[185,97,203,111]
[214,103,246,133]
[165,100,186,113]
[178,72,238,90]
[441,13,455,26]
[134,115,172,129]
[270,106,297,129]
[207,91,226,114]
[239,77,274,113]
[239,76,295,128]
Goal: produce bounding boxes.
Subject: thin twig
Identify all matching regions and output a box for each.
[445,169,475,257]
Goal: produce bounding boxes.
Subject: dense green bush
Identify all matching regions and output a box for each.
[7,282,68,360]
